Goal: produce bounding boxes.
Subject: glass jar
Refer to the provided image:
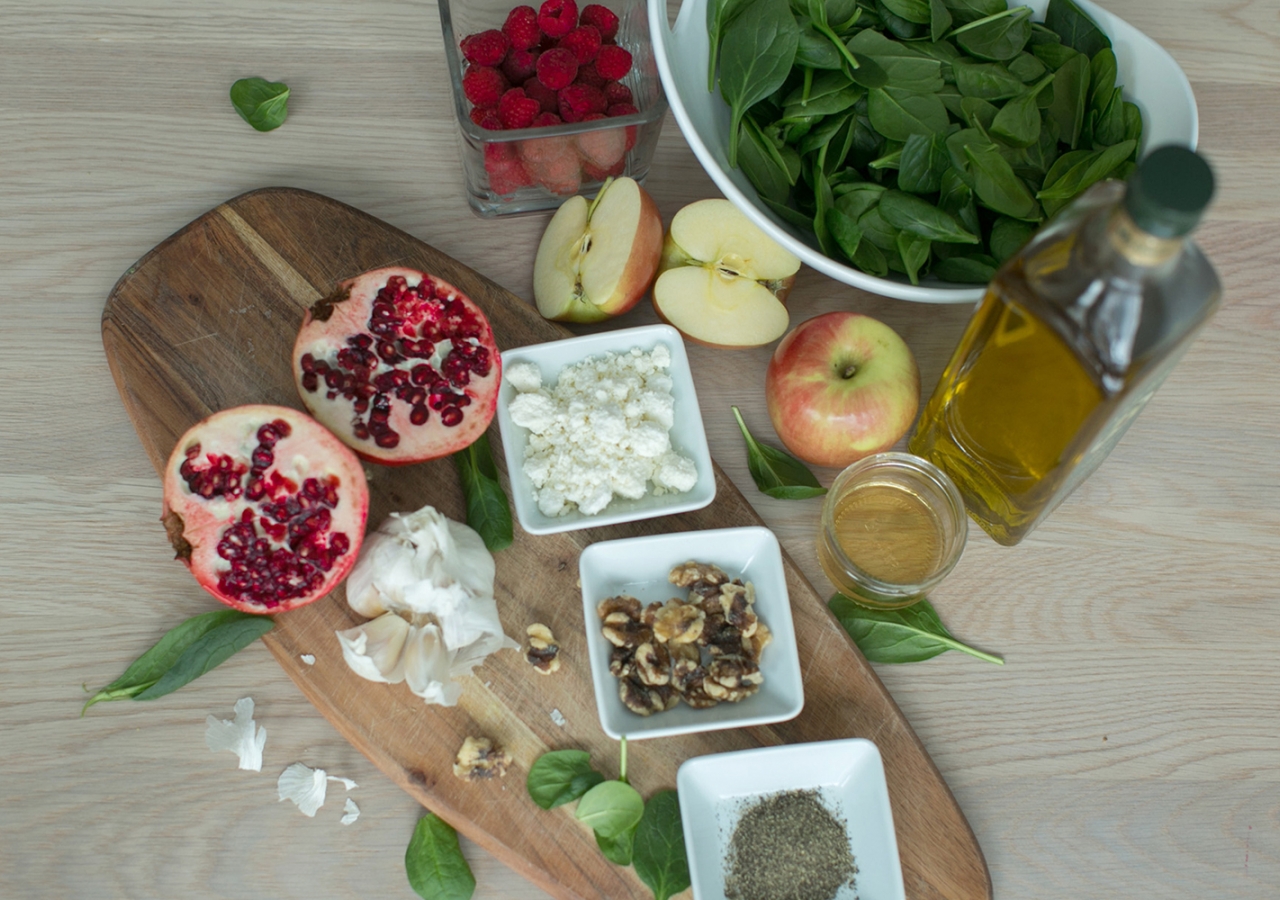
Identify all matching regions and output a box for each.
[816,452,968,610]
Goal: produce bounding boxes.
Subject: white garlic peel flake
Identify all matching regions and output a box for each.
[337,505,518,706]
[205,697,266,772]
[277,762,358,817]
[340,798,360,825]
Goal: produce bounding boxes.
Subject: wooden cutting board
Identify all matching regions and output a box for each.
[101,188,990,900]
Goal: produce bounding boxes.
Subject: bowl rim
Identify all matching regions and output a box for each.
[648,0,1199,303]
[495,323,716,535]
[579,525,804,741]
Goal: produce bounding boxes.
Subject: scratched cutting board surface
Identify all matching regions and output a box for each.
[101,188,990,900]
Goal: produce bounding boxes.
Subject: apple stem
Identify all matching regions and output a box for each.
[841,364,858,380]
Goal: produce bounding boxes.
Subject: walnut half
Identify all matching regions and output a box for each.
[525,623,561,674]
[452,736,512,781]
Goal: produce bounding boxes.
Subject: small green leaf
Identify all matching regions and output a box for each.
[896,231,931,285]
[229,77,290,132]
[575,780,645,839]
[135,616,274,701]
[526,750,606,810]
[405,813,476,900]
[452,431,513,552]
[880,190,979,244]
[732,406,826,500]
[631,791,690,900]
[929,0,952,42]
[830,593,1004,664]
[596,824,637,866]
[1044,0,1111,59]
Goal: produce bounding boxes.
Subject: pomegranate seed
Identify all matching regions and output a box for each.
[441,407,463,427]
[375,431,400,448]
[353,422,370,440]
[301,371,319,392]
[299,354,316,374]
[410,405,430,425]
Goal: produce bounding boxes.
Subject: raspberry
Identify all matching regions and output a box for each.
[581,113,607,121]
[558,25,601,64]
[577,124,626,169]
[532,111,563,127]
[603,82,632,106]
[485,145,534,194]
[574,61,606,88]
[501,47,540,84]
[477,109,505,130]
[558,83,607,123]
[606,102,638,117]
[498,88,541,129]
[523,77,560,114]
[485,141,520,168]
[469,105,495,126]
[582,158,626,181]
[594,44,632,81]
[580,4,619,42]
[502,6,541,51]
[462,66,508,107]
[536,47,579,90]
[460,29,509,67]
[520,135,573,164]
[538,0,578,39]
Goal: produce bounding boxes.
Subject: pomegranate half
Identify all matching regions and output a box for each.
[161,405,369,614]
[292,267,502,464]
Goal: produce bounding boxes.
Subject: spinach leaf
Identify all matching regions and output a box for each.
[732,405,827,499]
[1044,0,1110,58]
[720,0,801,166]
[951,6,1032,61]
[990,72,1053,147]
[882,0,931,24]
[845,30,943,92]
[933,253,996,282]
[1036,138,1135,214]
[1007,51,1046,82]
[762,195,820,231]
[960,95,1000,129]
[867,86,949,140]
[796,25,847,69]
[739,119,795,203]
[83,609,269,713]
[405,813,476,900]
[854,236,890,276]
[875,0,928,39]
[597,826,637,866]
[897,132,950,193]
[576,780,645,839]
[835,182,887,217]
[879,190,979,243]
[964,141,1040,218]
[989,215,1037,262]
[868,146,903,170]
[1046,52,1089,149]
[896,231,932,284]
[1088,47,1117,113]
[708,0,750,90]
[1122,100,1143,147]
[858,205,902,251]
[953,60,1026,100]
[230,77,290,132]
[829,593,1005,663]
[1092,86,1126,147]
[1031,40,1078,70]
[929,0,952,42]
[827,207,865,261]
[136,616,274,701]
[632,791,690,900]
[798,110,855,155]
[452,431,513,552]
[942,0,1006,25]
[938,166,981,235]
[527,749,606,810]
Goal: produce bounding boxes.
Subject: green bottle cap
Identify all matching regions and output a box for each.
[1124,145,1215,238]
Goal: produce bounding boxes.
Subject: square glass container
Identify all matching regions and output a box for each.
[439,0,668,216]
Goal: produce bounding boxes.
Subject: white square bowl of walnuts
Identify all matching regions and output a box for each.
[579,526,803,741]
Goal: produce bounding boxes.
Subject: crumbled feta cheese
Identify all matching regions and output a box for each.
[507,345,698,516]
[550,708,567,727]
[205,697,266,772]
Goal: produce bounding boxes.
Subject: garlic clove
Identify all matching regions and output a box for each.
[336,612,411,684]
[403,623,462,706]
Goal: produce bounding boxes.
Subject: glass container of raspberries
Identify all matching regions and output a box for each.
[440,0,667,216]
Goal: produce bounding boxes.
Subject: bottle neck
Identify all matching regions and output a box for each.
[1106,207,1184,268]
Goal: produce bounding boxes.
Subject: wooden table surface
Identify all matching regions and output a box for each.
[3,1,1276,898]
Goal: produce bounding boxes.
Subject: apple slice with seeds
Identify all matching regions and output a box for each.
[652,199,802,349]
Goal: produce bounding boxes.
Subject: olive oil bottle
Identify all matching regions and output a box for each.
[910,146,1219,546]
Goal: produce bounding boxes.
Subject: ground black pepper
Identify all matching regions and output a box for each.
[724,789,857,900]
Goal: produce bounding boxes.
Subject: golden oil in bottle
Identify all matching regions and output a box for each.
[910,147,1220,546]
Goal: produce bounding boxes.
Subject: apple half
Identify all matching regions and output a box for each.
[532,176,663,324]
[652,199,802,349]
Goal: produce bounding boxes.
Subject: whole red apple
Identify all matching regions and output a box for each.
[765,312,920,468]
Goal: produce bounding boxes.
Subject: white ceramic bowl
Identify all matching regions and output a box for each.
[496,323,715,535]
[649,0,1199,303]
[677,739,904,900]
[579,526,803,740]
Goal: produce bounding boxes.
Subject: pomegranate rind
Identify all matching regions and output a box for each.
[291,267,502,465]
[161,405,370,615]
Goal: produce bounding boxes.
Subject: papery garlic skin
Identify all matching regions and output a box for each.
[205,697,266,772]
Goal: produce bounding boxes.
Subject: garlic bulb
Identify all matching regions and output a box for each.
[337,505,517,705]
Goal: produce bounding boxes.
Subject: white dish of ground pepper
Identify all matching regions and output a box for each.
[677,739,904,900]
[579,526,802,741]
[496,323,715,535]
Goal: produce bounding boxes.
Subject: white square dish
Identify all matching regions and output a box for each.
[579,526,803,741]
[677,739,905,900]
[496,323,715,535]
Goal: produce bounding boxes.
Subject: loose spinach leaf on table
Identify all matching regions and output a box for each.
[1044,0,1111,58]
[732,405,827,500]
[452,431,512,552]
[576,780,645,839]
[632,791,690,900]
[405,813,476,900]
[83,609,273,713]
[720,0,801,166]
[229,77,290,132]
[829,593,1005,664]
[596,825,637,866]
[526,749,606,810]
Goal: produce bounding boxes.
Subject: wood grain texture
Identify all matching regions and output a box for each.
[101,188,989,900]
[3,1,1278,898]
